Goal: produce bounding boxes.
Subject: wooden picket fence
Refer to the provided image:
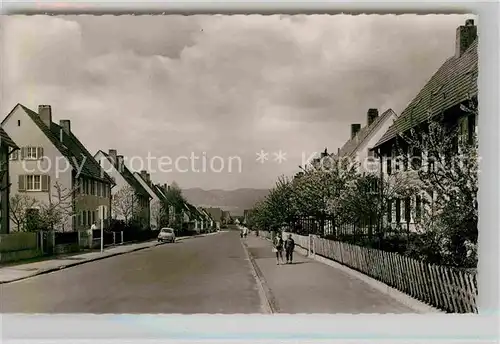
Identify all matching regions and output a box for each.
[258,230,478,313]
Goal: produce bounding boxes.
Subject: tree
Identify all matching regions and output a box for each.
[38,181,82,231]
[150,199,164,229]
[163,182,187,227]
[9,194,39,232]
[293,157,359,234]
[397,99,478,267]
[112,185,139,223]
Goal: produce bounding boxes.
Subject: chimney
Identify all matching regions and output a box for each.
[455,19,477,58]
[351,124,361,139]
[116,155,124,171]
[60,120,71,134]
[367,108,379,126]
[140,170,148,182]
[108,149,117,166]
[38,105,52,127]
[146,173,151,182]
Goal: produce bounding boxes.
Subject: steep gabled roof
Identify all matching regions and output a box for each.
[336,109,398,158]
[97,150,150,197]
[374,39,478,148]
[0,127,19,150]
[17,104,114,184]
[135,173,166,201]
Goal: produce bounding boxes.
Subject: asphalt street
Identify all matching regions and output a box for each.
[0,231,262,313]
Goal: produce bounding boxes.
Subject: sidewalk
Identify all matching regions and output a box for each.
[0,232,221,284]
[244,234,415,313]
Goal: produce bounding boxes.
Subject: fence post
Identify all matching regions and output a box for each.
[113,232,116,245]
[89,229,93,249]
[308,234,312,257]
[312,235,316,258]
[39,231,44,253]
[121,231,124,244]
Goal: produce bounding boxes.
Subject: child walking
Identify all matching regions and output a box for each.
[273,232,285,265]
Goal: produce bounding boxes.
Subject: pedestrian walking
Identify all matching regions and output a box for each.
[284,233,295,264]
[272,232,284,265]
[243,226,248,238]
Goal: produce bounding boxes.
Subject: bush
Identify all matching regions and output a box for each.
[54,231,79,245]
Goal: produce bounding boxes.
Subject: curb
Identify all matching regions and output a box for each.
[0,232,220,285]
[240,240,277,314]
[255,234,443,314]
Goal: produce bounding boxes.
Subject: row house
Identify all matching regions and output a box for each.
[134,171,170,230]
[200,207,214,229]
[152,183,179,227]
[332,108,398,174]
[305,108,397,235]
[0,128,19,234]
[2,104,115,232]
[95,149,151,230]
[205,207,223,229]
[371,19,478,232]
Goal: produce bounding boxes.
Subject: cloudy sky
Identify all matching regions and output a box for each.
[1,14,473,190]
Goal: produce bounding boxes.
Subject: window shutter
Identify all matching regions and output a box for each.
[18,175,26,191]
[41,175,50,192]
[37,147,44,160]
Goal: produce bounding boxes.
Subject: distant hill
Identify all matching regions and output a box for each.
[181,188,269,216]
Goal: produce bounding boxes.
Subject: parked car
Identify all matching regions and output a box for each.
[157,228,176,243]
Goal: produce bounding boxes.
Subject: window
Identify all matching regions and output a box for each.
[395,199,401,223]
[97,182,102,197]
[17,120,21,126]
[82,210,87,226]
[9,150,19,160]
[416,195,422,222]
[427,150,436,173]
[468,114,476,143]
[26,175,41,191]
[387,200,392,223]
[404,197,411,223]
[386,157,392,175]
[22,147,42,160]
[411,147,422,170]
[85,179,90,195]
[90,180,96,195]
[87,211,91,226]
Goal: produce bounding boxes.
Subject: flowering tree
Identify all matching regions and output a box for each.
[150,198,164,229]
[397,99,478,267]
[163,182,186,227]
[112,185,139,223]
[39,181,82,231]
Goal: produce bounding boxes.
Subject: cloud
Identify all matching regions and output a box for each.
[0,14,474,189]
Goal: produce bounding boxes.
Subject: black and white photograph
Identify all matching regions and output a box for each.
[0,14,478,315]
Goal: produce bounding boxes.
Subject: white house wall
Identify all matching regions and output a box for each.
[353,114,397,174]
[3,106,73,231]
[94,152,129,221]
[133,172,160,229]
